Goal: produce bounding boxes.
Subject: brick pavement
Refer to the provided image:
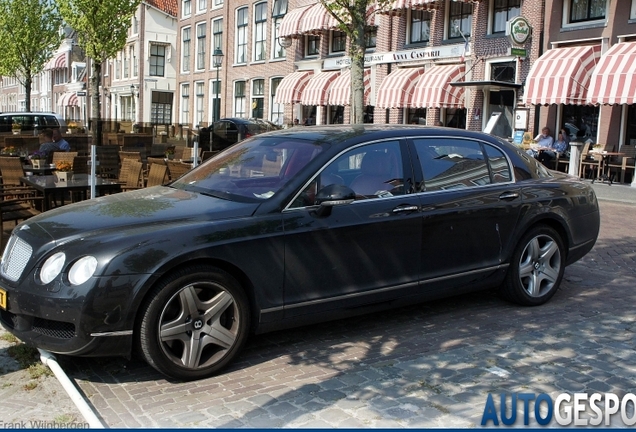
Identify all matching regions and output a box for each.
[1,182,636,427]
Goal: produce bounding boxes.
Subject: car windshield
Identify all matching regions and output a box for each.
[171,136,325,203]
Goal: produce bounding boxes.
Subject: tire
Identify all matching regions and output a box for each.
[138,265,250,381]
[500,225,565,306]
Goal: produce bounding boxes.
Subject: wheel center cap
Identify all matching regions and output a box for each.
[534,262,541,270]
[193,319,203,330]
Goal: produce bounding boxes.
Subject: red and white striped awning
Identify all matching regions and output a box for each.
[328,69,372,106]
[375,67,424,109]
[301,71,340,106]
[300,3,331,34]
[412,64,465,108]
[381,0,477,14]
[587,41,636,105]
[279,5,312,38]
[46,53,68,70]
[273,71,314,104]
[523,44,601,106]
[327,3,377,28]
[58,92,79,107]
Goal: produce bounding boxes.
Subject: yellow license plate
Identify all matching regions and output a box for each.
[0,287,6,310]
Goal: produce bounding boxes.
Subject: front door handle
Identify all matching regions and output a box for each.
[392,205,419,213]
[499,192,520,200]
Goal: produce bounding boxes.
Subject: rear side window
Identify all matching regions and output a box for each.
[43,116,60,127]
[413,138,508,192]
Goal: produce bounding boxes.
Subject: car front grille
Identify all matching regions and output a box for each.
[32,317,75,339]
[1,236,32,282]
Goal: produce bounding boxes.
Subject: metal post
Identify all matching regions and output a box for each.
[213,67,219,152]
[90,144,97,198]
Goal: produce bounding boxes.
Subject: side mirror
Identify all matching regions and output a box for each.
[315,184,355,207]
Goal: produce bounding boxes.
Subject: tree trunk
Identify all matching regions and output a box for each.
[349,3,367,125]
[90,59,102,146]
[24,75,32,112]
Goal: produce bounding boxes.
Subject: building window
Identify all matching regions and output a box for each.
[132,46,138,77]
[133,17,138,34]
[632,0,636,19]
[195,82,205,127]
[569,0,605,23]
[197,0,206,13]
[212,18,223,52]
[123,51,129,78]
[182,27,191,72]
[210,79,221,123]
[196,23,206,70]
[492,0,520,33]
[236,7,248,64]
[150,44,166,76]
[270,77,284,125]
[331,31,346,53]
[182,0,191,17]
[181,83,190,124]
[306,35,320,57]
[490,61,516,83]
[410,10,430,44]
[272,0,287,59]
[214,0,222,7]
[115,59,121,79]
[408,108,427,125]
[252,79,264,118]
[449,2,472,38]
[253,3,267,62]
[151,91,173,124]
[234,81,246,118]
[365,27,377,48]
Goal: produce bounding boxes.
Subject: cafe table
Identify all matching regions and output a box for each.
[20,173,122,211]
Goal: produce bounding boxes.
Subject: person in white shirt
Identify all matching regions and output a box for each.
[527,127,554,158]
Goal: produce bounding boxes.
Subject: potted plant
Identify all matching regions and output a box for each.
[1,146,18,156]
[29,151,47,169]
[11,123,21,135]
[165,147,175,160]
[55,161,74,182]
[67,121,80,134]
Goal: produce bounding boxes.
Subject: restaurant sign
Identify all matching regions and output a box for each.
[323,42,468,69]
[506,16,532,46]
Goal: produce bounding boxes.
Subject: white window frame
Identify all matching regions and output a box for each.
[236,7,248,65]
[488,0,521,35]
[562,0,608,29]
[329,30,346,55]
[195,81,205,127]
[182,26,192,73]
[632,0,636,19]
[408,9,431,44]
[253,2,267,62]
[197,0,206,13]
[180,83,190,125]
[234,80,246,118]
[182,0,192,17]
[209,78,221,124]
[195,22,206,71]
[213,0,223,9]
[446,0,472,40]
[270,77,284,125]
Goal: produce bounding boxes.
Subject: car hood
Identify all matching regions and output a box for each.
[25,186,261,242]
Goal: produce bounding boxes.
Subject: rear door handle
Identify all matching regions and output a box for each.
[499,192,520,200]
[392,205,419,213]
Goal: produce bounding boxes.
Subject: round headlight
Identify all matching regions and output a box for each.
[40,252,65,284]
[68,256,98,286]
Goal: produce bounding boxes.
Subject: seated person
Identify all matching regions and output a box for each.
[37,129,66,159]
[538,129,569,164]
[52,128,71,151]
[527,127,554,158]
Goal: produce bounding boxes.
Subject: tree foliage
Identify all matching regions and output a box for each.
[0,0,62,112]
[320,0,391,124]
[56,0,140,145]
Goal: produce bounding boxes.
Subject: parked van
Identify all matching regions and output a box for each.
[0,112,66,134]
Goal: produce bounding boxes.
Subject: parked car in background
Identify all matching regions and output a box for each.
[0,125,600,381]
[0,112,66,134]
[208,118,278,151]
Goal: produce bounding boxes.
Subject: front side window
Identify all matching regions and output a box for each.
[449,2,472,38]
[196,23,206,70]
[331,31,346,53]
[234,81,246,117]
[150,44,166,77]
[181,83,190,124]
[492,0,520,33]
[306,35,320,56]
[182,27,191,72]
[254,3,267,61]
[569,0,606,23]
[413,138,507,191]
[410,10,431,44]
[292,141,405,208]
[236,7,248,64]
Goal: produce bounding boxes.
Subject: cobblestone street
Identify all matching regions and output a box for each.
[1,184,636,427]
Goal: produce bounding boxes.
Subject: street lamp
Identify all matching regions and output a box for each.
[212,48,224,151]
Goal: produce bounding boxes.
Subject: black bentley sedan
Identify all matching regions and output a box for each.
[0,125,600,381]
